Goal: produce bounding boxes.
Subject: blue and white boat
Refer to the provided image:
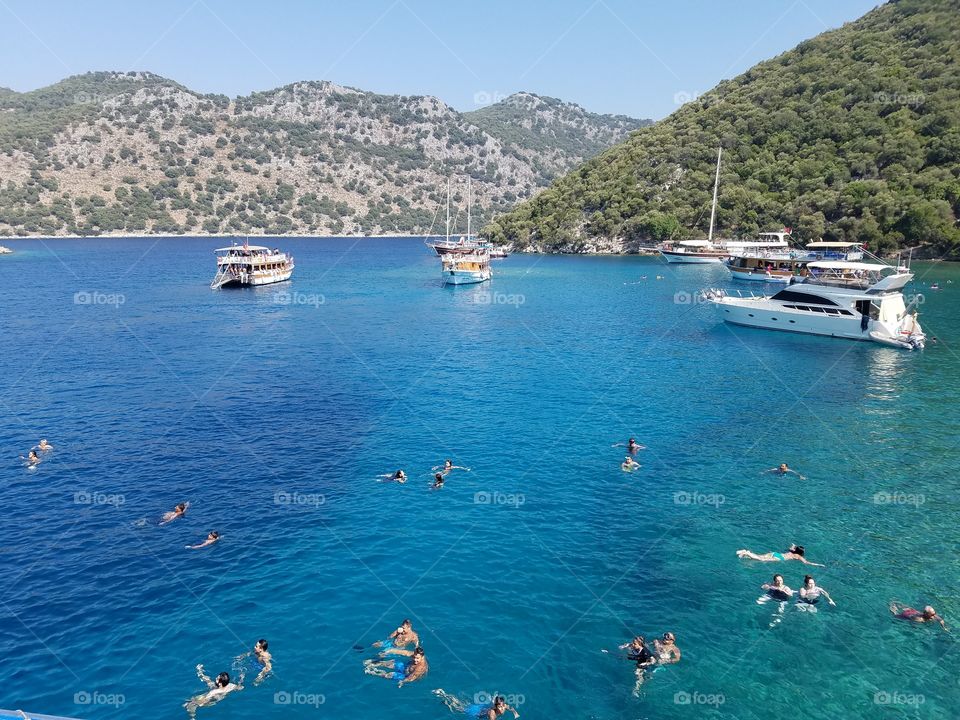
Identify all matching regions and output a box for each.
[438,178,491,286]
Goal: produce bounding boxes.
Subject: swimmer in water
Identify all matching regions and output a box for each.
[252,639,272,684]
[627,635,657,695]
[160,502,188,525]
[432,473,445,489]
[378,470,407,483]
[798,575,835,607]
[433,459,470,476]
[762,463,806,480]
[36,439,53,452]
[737,544,824,566]
[186,531,220,550]
[373,619,420,650]
[621,456,641,472]
[890,602,948,630]
[21,450,41,467]
[184,666,241,718]
[653,632,681,664]
[761,574,794,601]
[364,646,428,687]
[613,438,646,453]
[433,690,520,719]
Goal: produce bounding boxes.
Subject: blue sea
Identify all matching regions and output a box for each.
[0,237,957,720]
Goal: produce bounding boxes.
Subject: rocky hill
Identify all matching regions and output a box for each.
[0,72,649,237]
[484,0,960,257]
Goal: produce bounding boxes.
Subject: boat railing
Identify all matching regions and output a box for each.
[217,253,290,265]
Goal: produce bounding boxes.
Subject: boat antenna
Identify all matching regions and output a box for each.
[708,146,722,243]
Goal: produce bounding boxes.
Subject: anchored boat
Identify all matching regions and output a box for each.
[704,259,925,350]
[726,240,864,283]
[436,178,491,286]
[210,242,294,289]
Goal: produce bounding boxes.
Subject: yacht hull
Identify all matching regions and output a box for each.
[728,269,792,283]
[442,269,491,286]
[659,250,725,264]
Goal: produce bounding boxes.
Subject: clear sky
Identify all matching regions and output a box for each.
[1,0,882,119]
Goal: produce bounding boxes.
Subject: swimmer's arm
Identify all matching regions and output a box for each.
[788,469,807,480]
[196,665,215,688]
[938,618,949,630]
[384,647,414,656]
[821,589,836,606]
[799,557,824,567]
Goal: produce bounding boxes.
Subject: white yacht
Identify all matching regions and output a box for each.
[0,245,12,254]
[705,260,925,349]
[726,240,864,283]
[438,178,491,286]
[210,242,295,289]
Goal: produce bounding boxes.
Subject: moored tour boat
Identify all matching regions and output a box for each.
[210,242,295,289]
[726,240,864,283]
[705,260,925,350]
[0,245,12,254]
[437,178,492,286]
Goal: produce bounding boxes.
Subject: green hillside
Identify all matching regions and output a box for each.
[484,0,960,256]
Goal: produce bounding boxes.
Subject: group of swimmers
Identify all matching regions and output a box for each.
[19,438,52,468]
[611,631,681,696]
[158,501,221,550]
[616,438,645,471]
[183,639,272,717]
[377,459,471,490]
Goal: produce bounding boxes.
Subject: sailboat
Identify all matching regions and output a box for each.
[658,147,729,264]
[439,178,492,286]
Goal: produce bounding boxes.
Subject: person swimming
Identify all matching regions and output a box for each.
[36,439,53,452]
[252,639,272,684]
[761,574,794,601]
[890,602,948,630]
[433,459,469,476]
[653,632,681,664]
[432,473,445,489]
[364,646,428,687]
[798,575,836,607]
[613,438,646,453]
[433,690,520,719]
[186,531,220,550]
[184,666,241,718]
[160,502,188,525]
[626,635,657,694]
[737,544,824,566]
[21,450,41,467]
[763,463,806,480]
[373,619,420,650]
[378,470,407,483]
[621,456,641,472]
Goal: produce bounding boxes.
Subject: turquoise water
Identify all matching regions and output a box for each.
[0,238,957,720]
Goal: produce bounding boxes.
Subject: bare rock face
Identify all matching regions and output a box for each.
[0,72,650,237]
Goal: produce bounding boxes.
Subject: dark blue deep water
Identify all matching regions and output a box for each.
[0,237,957,720]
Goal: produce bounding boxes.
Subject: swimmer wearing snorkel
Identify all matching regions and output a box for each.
[184,665,241,718]
[433,460,469,476]
[161,502,188,525]
[186,531,220,550]
[763,463,806,480]
[621,456,641,472]
[373,619,420,650]
[737,544,824,566]
[653,632,681,664]
[799,575,836,607]
[378,470,407,483]
[890,602,948,630]
[364,646,428,687]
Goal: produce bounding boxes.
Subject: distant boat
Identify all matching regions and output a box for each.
[210,241,295,289]
[725,238,864,284]
[659,147,726,264]
[488,244,512,259]
[0,245,12,255]
[438,178,491,286]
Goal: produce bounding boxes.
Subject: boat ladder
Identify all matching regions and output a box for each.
[210,267,234,290]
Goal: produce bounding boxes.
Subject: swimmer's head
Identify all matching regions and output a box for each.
[176,503,186,512]
[494,696,506,709]
[395,470,405,478]
[923,606,937,619]
[256,639,268,651]
[662,632,675,643]
[434,473,443,482]
[773,574,784,585]
[803,575,814,587]
[445,460,452,467]
[412,646,425,662]
[215,672,230,687]
[210,531,220,539]
[779,463,788,471]
[633,635,645,646]
[790,544,805,556]
[401,619,412,628]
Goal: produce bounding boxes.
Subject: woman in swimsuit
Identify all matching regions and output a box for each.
[433,460,469,476]
[737,544,824,566]
[798,575,836,606]
[761,574,794,601]
[378,470,407,483]
[618,636,656,694]
[432,473,445,489]
[21,450,41,467]
[364,646,428,687]
[186,531,220,550]
[160,502,188,525]
[762,463,806,480]
[621,456,641,472]
[890,602,948,630]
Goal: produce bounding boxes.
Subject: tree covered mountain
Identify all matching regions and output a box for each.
[0,73,648,237]
[484,0,960,256]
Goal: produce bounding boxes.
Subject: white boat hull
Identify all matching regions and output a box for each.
[220,267,294,287]
[728,269,792,283]
[659,250,725,264]
[442,269,491,285]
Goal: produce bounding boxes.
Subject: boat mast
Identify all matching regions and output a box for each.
[708,146,722,244]
[446,178,451,243]
[467,177,472,239]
